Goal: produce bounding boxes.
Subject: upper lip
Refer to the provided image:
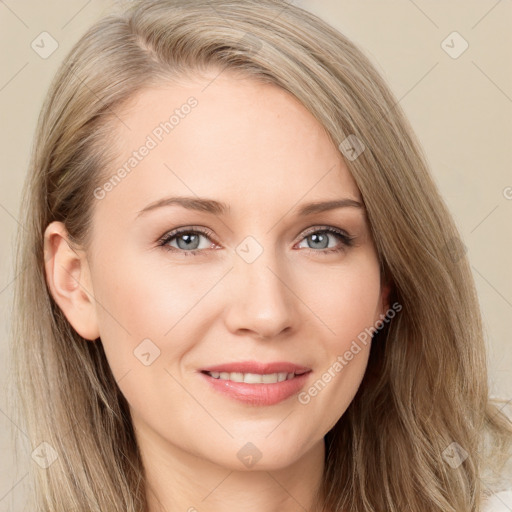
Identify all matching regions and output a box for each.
[200,361,311,375]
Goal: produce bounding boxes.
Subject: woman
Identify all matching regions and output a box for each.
[11,0,512,510]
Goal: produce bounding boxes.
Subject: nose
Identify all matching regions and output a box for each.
[223,247,299,340]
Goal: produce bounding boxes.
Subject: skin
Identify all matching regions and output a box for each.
[44,70,391,512]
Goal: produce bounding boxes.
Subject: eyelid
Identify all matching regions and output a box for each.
[298,224,352,240]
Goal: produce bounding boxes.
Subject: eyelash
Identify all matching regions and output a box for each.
[156,225,356,257]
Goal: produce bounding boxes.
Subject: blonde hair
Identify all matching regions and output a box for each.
[11,0,512,510]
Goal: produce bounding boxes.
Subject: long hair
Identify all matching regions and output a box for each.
[11,0,512,510]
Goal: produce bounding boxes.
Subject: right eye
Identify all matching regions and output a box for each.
[157,227,219,256]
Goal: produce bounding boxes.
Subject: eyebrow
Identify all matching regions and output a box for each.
[135,196,364,218]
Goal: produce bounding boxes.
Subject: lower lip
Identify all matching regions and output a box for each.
[199,371,311,406]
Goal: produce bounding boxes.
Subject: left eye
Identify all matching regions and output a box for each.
[299,229,347,249]
[157,226,355,256]
[296,227,355,254]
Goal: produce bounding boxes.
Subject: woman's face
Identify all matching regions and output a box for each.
[69,72,390,471]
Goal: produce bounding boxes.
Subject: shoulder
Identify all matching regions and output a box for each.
[482,490,512,511]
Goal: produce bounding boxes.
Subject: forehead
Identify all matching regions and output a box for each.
[94,72,361,219]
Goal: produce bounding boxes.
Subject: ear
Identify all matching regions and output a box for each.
[380,279,392,314]
[43,221,100,341]
[374,274,393,325]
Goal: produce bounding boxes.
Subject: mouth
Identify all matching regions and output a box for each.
[198,361,312,406]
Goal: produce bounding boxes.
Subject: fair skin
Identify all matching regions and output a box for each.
[44,71,390,512]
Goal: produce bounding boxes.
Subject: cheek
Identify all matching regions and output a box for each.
[90,258,198,424]
[293,253,381,421]
[89,246,227,389]
[89,251,193,376]
[93,244,209,332]
[297,250,383,346]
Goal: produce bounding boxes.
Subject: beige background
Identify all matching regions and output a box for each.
[1,1,511,508]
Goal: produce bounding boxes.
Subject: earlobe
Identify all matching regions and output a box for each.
[43,221,100,341]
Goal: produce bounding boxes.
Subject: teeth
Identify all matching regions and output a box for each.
[207,371,297,383]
